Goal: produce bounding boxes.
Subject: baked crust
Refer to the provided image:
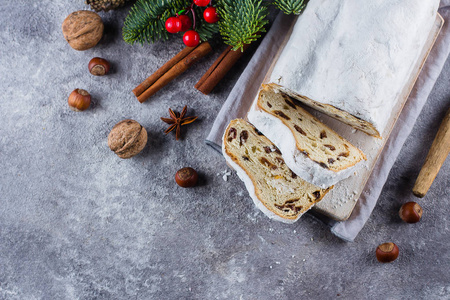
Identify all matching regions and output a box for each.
[270,83,381,138]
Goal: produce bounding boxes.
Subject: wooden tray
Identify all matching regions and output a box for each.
[261,14,444,221]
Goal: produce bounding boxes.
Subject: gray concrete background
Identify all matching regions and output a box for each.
[1,1,449,299]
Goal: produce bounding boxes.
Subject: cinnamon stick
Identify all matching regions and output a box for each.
[133,46,197,98]
[136,42,212,103]
[195,43,251,95]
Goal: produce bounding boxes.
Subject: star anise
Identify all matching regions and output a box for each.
[161,106,198,140]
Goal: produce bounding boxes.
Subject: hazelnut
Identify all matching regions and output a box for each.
[89,57,110,76]
[175,167,198,188]
[108,120,148,159]
[68,89,91,111]
[399,202,423,223]
[62,10,104,51]
[376,242,399,263]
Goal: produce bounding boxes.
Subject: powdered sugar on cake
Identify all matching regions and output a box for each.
[269,0,440,137]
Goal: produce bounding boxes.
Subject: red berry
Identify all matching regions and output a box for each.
[194,0,210,7]
[183,30,200,47]
[203,7,219,23]
[165,17,182,34]
[178,15,192,31]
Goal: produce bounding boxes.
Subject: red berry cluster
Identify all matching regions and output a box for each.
[165,0,219,47]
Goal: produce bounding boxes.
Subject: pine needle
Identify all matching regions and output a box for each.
[272,0,307,15]
[217,0,269,51]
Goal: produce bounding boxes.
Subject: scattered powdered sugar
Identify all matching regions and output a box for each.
[218,169,232,181]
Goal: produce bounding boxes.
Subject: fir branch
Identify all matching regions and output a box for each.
[273,0,307,15]
[123,0,192,45]
[217,0,269,51]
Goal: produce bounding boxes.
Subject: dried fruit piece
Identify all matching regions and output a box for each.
[228,127,237,142]
[239,130,248,146]
[294,125,306,136]
[274,110,290,120]
[284,98,297,109]
[260,157,277,170]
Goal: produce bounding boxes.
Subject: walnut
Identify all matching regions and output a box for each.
[62,10,104,51]
[108,119,148,159]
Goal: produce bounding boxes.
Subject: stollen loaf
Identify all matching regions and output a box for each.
[222,119,331,223]
[269,0,440,138]
[248,85,366,188]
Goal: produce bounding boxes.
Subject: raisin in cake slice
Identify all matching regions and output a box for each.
[268,0,440,138]
[248,85,366,188]
[222,119,330,223]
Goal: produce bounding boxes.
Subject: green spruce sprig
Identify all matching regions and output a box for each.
[217,0,269,51]
[272,0,307,15]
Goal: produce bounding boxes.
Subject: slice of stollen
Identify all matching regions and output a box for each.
[222,118,331,223]
[248,85,366,188]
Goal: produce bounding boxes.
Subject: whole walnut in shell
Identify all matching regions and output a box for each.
[62,10,104,51]
[108,120,148,159]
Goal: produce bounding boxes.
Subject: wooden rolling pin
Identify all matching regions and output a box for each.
[413,107,450,198]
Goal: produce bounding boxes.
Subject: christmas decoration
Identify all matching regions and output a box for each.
[203,7,219,24]
[178,14,193,31]
[123,0,218,44]
[193,0,210,7]
[165,16,182,33]
[124,0,309,96]
[183,30,200,47]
